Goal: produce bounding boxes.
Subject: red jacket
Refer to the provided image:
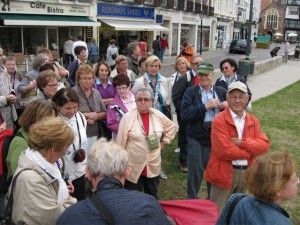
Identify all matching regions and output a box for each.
[205,107,270,190]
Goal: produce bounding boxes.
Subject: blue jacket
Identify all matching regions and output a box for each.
[56,178,169,225]
[216,193,293,225]
[181,85,226,145]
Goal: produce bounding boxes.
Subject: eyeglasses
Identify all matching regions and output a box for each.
[222,67,229,71]
[229,96,246,101]
[46,83,58,88]
[192,62,201,66]
[80,77,94,81]
[136,98,151,103]
[116,86,128,91]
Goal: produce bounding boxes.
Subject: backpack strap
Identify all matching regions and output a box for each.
[225,194,247,225]
[3,168,32,223]
[90,194,114,225]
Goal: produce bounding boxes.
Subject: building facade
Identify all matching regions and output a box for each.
[285,0,300,42]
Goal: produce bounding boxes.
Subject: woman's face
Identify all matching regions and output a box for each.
[42,77,58,99]
[116,84,130,99]
[58,101,78,119]
[117,60,128,72]
[78,50,87,61]
[98,64,109,80]
[147,61,160,77]
[136,92,152,113]
[177,60,188,74]
[5,60,17,75]
[277,172,299,203]
[221,62,235,77]
[78,72,94,90]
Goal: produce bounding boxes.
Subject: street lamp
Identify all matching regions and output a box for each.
[199,10,204,55]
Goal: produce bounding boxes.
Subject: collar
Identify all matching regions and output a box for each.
[95,77,112,85]
[146,73,162,81]
[191,69,197,77]
[96,177,123,192]
[220,73,237,82]
[229,108,246,120]
[199,84,213,93]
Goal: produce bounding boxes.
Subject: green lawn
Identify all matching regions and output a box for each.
[158,80,300,224]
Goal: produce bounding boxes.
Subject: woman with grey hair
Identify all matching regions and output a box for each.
[17,53,50,106]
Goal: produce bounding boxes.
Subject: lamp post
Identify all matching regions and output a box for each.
[246,0,254,58]
[199,10,204,55]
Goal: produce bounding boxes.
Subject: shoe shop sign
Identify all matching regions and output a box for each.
[0,0,90,16]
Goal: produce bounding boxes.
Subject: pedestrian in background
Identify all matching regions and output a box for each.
[216,151,298,225]
[152,35,161,59]
[88,38,99,67]
[106,39,119,71]
[284,41,290,63]
[72,35,88,60]
[139,37,148,57]
[160,33,169,62]
[180,43,194,63]
[127,41,141,76]
[63,36,74,68]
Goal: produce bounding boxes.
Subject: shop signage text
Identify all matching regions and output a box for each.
[0,1,89,16]
[98,3,154,19]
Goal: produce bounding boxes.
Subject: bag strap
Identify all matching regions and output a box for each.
[90,194,114,225]
[3,168,32,223]
[225,194,247,225]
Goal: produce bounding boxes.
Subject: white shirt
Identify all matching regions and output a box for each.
[229,108,248,166]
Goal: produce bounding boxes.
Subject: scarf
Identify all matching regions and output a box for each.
[25,148,69,204]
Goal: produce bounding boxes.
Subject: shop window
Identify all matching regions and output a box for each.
[23,27,46,55]
[0,27,22,54]
[161,0,167,6]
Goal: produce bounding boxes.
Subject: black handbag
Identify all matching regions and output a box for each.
[162,105,172,120]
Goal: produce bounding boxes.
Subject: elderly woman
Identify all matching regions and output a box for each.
[68,46,89,87]
[169,57,191,172]
[132,55,170,112]
[94,61,116,107]
[34,70,60,101]
[6,99,57,179]
[52,88,88,201]
[107,74,136,140]
[72,65,107,151]
[116,88,177,198]
[110,55,137,83]
[7,117,76,225]
[17,53,50,107]
[216,151,299,225]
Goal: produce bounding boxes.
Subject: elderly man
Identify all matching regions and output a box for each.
[181,61,227,199]
[205,81,270,213]
[172,55,203,171]
[127,42,141,76]
[57,138,170,225]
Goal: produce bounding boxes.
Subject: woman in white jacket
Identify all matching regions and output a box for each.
[106,39,119,70]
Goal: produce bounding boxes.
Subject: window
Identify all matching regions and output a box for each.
[184,0,187,10]
[265,8,279,30]
[124,0,134,2]
[161,0,167,6]
[289,6,298,15]
[144,0,153,5]
[0,27,22,54]
[23,27,46,55]
[174,0,178,8]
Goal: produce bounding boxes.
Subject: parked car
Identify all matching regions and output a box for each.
[229,39,248,54]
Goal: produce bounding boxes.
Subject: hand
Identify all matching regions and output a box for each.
[6,94,17,104]
[218,101,228,110]
[29,80,37,89]
[205,99,219,110]
[0,122,7,131]
[87,118,95,125]
[231,137,242,147]
[67,181,74,194]
[88,112,98,120]
[58,67,68,77]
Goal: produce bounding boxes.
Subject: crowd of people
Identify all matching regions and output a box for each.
[0,34,298,225]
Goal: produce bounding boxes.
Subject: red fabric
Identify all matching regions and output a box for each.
[160,199,219,225]
[160,38,169,49]
[139,42,148,57]
[193,75,199,85]
[0,129,14,175]
[140,112,150,176]
[205,107,270,190]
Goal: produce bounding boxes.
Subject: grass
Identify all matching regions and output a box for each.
[158,80,300,224]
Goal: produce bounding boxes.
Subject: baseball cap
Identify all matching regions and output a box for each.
[228,81,248,93]
[196,61,214,74]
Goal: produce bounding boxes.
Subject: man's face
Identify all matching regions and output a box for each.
[5,60,16,75]
[133,46,141,57]
[198,72,213,89]
[227,90,249,115]
[191,56,203,71]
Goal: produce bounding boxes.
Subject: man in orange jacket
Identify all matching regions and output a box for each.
[180,43,194,63]
[205,81,270,213]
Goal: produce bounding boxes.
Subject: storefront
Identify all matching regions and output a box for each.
[97,3,168,55]
[0,1,98,57]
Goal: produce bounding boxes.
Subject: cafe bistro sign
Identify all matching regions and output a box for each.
[0,1,90,16]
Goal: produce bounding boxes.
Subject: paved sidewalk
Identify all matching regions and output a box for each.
[247,60,300,102]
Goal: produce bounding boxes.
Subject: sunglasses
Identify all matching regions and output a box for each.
[136,98,151,103]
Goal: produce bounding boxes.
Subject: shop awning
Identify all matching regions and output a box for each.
[100,19,168,31]
[0,14,100,26]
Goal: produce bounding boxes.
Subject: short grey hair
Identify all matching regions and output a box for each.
[33,53,49,70]
[87,138,129,178]
[135,88,153,100]
[127,42,139,55]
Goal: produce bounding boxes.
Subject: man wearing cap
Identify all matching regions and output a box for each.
[181,61,228,199]
[205,81,270,212]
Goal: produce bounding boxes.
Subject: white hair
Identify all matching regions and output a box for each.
[87,138,128,178]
